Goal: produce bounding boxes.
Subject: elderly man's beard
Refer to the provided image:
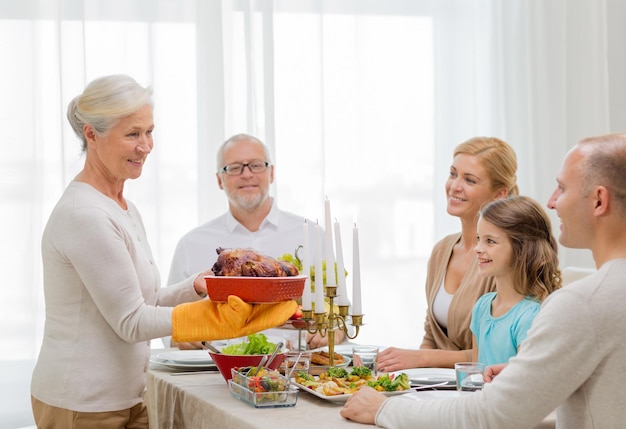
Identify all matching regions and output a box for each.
[227,188,269,211]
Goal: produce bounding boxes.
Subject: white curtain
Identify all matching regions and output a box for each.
[1,0,624,426]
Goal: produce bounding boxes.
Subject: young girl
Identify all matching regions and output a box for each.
[470,195,561,366]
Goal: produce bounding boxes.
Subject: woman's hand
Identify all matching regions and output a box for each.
[193,270,212,297]
[376,347,422,372]
[340,386,386,424]
[173,341,205,350]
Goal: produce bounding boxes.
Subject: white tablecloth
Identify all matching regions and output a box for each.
[146,361,556,429]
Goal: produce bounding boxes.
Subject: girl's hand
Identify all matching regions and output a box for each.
[484,363,507,383]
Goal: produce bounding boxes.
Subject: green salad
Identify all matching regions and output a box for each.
[221,333,278,355]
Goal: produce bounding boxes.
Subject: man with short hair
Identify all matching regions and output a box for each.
[168,133,344,349]
[340,133,626,428]
[168,134,305,283]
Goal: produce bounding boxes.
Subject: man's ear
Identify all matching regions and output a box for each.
[593,186,610,215]
[216,173,224,190]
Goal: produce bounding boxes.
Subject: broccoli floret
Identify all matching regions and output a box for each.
[350,366,372,378]
[394,373,411,390]
[327,367,349,378]
[368,374,395,391]
[296,371,315,381]
[368,373,411,392]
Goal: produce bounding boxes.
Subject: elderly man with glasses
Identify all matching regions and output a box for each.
[166,133,345,350]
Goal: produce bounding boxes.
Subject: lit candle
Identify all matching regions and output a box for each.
[352,223,362,315]
[334,220,349,306]
[324,197,336,285]
[314,224,326,312]
[301,220,312,311]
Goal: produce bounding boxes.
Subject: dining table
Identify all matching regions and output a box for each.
[145,349,556,429]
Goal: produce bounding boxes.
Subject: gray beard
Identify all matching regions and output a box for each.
[227,190,268,211]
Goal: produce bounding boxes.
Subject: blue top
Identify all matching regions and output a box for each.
[470,292,540,366]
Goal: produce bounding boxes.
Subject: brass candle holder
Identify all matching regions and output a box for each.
[301,284,363,368]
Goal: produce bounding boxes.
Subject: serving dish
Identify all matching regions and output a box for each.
[204,275,307,303]
[210,352,286,382]
[309,357,352,376]
[228,380,299,408]
[292,380,408,403]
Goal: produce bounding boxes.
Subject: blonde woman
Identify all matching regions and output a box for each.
[378,137,518,371]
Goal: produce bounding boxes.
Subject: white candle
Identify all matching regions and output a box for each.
[314,224,326,312]
[301,220,312,311]
[334,220,349,306]
[352,223,362,315]
[324,197,336,285]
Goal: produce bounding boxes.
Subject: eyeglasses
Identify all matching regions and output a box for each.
[220,160,270,176]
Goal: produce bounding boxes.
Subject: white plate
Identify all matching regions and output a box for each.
[319,344,355,357]
[150,356,217,371]
[309,357,352,375]
[156,350,214,364]
[314,344,388,358]
[292,380,409,403]
[403,390,473,401]
[392,368,456,386]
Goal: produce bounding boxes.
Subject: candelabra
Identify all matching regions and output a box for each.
[300,284,363,368]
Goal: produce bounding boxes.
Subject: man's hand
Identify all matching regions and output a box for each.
[340,386,386,424]
[306,329,346,349]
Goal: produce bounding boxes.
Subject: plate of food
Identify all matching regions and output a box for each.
[293,367,411,403]
[205,247,306,303]
[309,351,351,375]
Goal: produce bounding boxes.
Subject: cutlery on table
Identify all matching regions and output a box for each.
[202,341,221,354]
[263,341,284,370]
[252,356,268,376]
[411,381,453,390]
[286,352,303,379]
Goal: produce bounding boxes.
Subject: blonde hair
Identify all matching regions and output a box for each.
[454,137,519,197]
[67,74,153,151]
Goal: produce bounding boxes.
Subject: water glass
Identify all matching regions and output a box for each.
[281,351,311,377]
[455,362,485,391]
[352,345,379,376]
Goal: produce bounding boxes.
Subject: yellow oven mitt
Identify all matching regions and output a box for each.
[171,295,297,342]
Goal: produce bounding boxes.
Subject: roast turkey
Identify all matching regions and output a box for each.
[211,247,299,277]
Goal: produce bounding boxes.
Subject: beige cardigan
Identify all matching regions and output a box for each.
[420,232,496,362]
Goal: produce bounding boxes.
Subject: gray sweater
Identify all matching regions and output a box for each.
[376,259,626,428]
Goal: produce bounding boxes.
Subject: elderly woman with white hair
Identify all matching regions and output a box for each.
[30,74,295,428]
